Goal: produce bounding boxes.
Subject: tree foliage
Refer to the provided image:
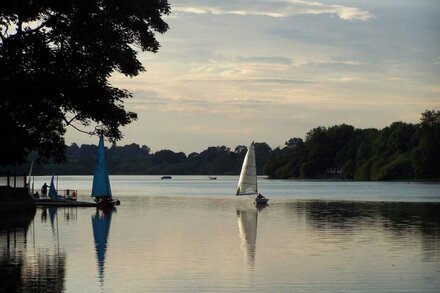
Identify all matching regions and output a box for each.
[0,0,170,165]
[265,110,440,180]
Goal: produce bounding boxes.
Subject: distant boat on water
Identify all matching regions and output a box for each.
[208,176,217,180]
[236,142,269,205]
[161,176,172,180]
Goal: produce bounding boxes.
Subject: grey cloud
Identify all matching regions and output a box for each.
[235,56,292,65]
[130,90,169,105]
[184,78,314,85]
[172,0,374,21]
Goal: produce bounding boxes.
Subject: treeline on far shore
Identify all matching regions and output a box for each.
[265,110,439,180]
[10,143,272,177]
[3,110,439,180]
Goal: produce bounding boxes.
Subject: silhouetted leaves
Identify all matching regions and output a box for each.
[0,0,170,165]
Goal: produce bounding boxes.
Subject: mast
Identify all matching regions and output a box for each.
[255,144,258,194]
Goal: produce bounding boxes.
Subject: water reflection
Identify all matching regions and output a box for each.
[236,205,267,269]
[48,207,58,236]
[288,201,440,260]
[0,209,66,292]
[92,208,114,286]
[289,201,440,233]
[1,194,439,292]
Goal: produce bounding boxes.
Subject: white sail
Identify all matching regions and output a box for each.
[236,142,258,196]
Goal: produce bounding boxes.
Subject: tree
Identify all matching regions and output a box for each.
[413,110,440,178]
[0,0,170,165]
[285,137,304,149]
[254,142,272,175]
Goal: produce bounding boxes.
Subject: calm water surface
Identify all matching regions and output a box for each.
[1,176,439,292]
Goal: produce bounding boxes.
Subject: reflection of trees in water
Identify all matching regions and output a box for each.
[288,201,440,259]
[293,201,377,231]
[290,201,440,233]
[19,251,66,292]
[0,209,66,293]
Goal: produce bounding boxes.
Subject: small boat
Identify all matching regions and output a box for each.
[91,134,120,207]
[208,176,217,180]
[161,176,172,180]
[236,142,269,205]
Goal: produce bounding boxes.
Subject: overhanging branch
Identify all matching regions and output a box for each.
[64,117,95,136]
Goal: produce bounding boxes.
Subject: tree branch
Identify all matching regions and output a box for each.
[64,117,95,136]
[64,114,80,126]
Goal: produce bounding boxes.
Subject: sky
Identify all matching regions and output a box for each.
[66,0,440,153]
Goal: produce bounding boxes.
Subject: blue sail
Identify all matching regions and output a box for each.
[48,174,64,200]
[92,135,112,198]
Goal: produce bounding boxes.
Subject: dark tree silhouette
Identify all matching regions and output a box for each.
[0,0,170,165]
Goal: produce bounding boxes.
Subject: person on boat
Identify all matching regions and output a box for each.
[71,190,77,201]
[257,193,266,199]
[41,183,48,197]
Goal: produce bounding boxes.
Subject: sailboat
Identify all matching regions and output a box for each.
[236,142,269,205]
[48,174,66,201]
[91,134,120,207]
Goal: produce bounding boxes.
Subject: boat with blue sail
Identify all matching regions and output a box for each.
[33,135,119,207]
[91,134,120,207]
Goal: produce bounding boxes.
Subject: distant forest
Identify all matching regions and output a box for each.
[4,110,439,180]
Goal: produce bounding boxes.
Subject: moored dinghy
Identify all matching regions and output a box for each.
[32,170,92,206]
[236,142,269,205]
[92,134,120,207]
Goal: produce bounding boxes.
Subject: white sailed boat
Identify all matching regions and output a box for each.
[236,142,268,205]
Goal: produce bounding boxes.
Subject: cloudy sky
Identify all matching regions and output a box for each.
[66,0,440,153]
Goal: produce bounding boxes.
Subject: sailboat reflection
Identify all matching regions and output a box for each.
[92,208,114,285]
[236,205,266,268]
[48,207,58,235]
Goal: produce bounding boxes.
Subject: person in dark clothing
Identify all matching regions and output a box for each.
[41,183,49,197]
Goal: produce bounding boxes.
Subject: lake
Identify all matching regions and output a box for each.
[1,176,439,292]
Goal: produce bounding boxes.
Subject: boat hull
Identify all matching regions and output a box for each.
[97,198,120,207]
[254,197,269,205]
